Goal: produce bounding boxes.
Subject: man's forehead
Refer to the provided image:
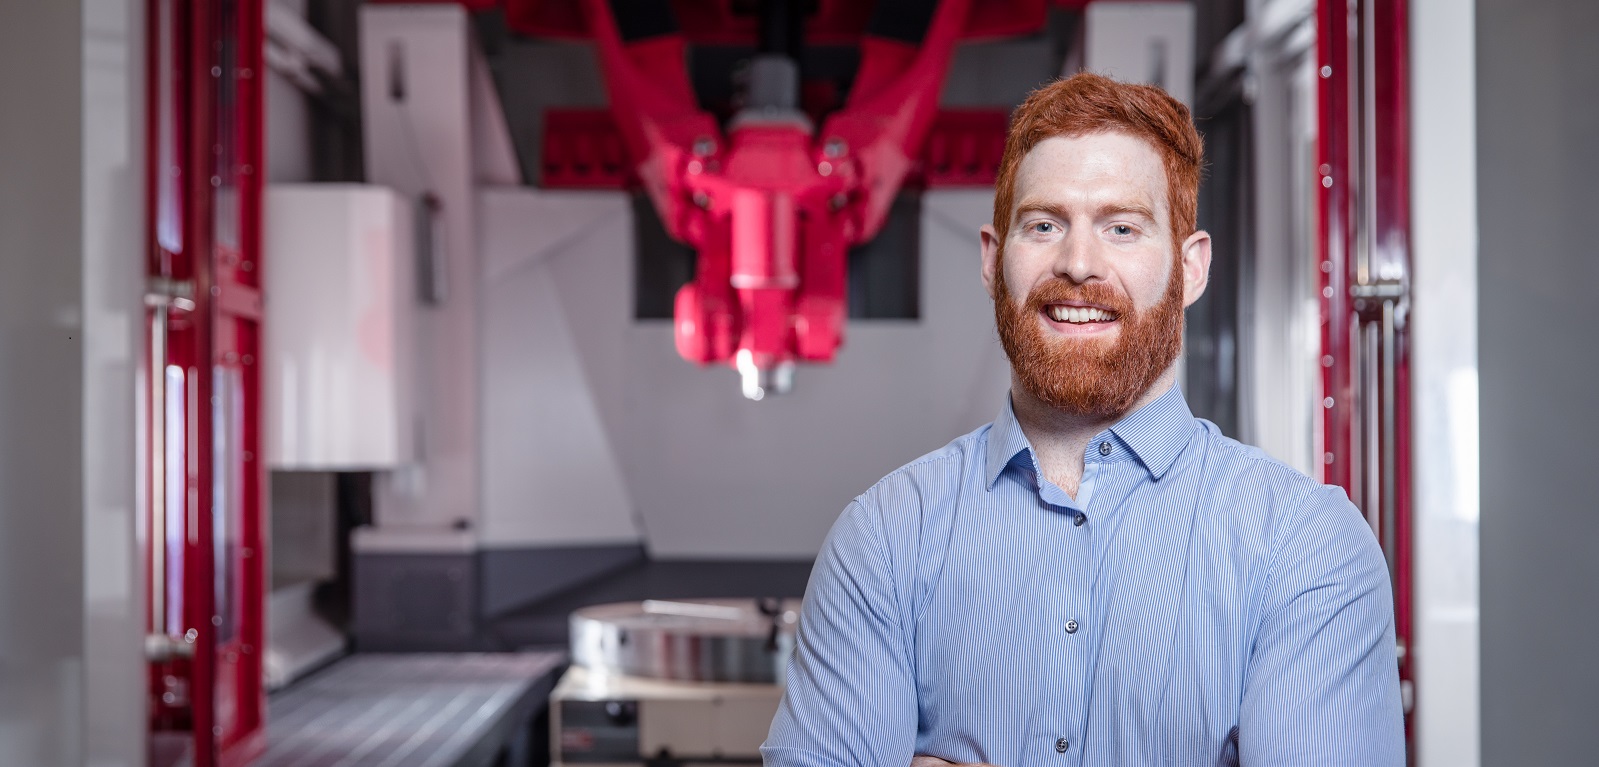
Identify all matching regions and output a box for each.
[1011,132,1169,217]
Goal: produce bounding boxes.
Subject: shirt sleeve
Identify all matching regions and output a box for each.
[762,499,919,767]
[1239,486,1407,766]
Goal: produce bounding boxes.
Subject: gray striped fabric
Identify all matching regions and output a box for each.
[763,386,1404,767]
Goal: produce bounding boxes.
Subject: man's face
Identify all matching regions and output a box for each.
[979,132,1212,418]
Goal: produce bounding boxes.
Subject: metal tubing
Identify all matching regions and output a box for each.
[149,304,167,635]
[1381,298,1398,584]
[1320,0,1415,746]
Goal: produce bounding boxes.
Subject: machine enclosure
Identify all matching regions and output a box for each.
[265,184,417,469]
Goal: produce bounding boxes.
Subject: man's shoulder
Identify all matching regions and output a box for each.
[1195,420,1333,504]
[1194,420,1370,554]
[849,421,993,521]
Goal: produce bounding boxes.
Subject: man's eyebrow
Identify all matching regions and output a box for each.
[1099,202,1158,221]
[1013,199,1159,223]
[1013,199,1071,220]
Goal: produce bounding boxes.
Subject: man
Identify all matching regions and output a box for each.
[761,74,1405,767]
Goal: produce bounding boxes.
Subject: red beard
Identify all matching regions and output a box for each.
[994,258,1185,419]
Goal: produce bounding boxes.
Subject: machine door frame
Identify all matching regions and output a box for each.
[1316,0,1415,749]
[143,0,266,763]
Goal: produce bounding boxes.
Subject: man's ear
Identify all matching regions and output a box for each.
[980,224,1002,301]
[1180,230,1212,308]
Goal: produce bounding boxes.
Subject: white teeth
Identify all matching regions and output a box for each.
[1048,305,1114,324]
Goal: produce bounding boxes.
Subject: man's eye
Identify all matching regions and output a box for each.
[1034,222,1057,234]
[1110,225,1135,237]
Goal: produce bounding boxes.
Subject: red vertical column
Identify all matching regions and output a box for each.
[1368,0,1415,750]
[216,0,267,757]
[1317,0,1415,755]
[180,0,219,762]
[144,0,266,763]
[1316,0,1354,491]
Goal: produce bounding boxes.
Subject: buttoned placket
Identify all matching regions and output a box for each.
[1042,446,1103,765]
[1044,510,1090,763]
[960,392,1200,765]
[1042,433,1124,761]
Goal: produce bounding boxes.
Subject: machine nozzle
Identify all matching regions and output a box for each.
[736,350,795,401]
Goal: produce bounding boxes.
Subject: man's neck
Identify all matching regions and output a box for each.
[1010,366,1177,498]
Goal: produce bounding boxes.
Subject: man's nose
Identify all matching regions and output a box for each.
[1055,229,1105,284]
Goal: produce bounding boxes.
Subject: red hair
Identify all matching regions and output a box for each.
[993,73,1203,252]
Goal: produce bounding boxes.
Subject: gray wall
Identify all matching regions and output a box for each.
[0,0,146,763]
[0,2,87,761]
[478,189,1011,559]
[457,28,1058,559]
[1477,1,1599,764]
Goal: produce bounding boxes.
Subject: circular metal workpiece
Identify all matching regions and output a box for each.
[570,598,802,684]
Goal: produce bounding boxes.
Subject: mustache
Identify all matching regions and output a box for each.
[1022,279,1135,316]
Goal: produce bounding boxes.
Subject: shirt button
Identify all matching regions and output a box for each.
[1055,737,1070,753]
[1064,619,1080,634]
[1098,441,1112,456]
[1073,512,1087,527]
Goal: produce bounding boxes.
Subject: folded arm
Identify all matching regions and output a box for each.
[1239,487,1407,766]
[762,501,919,767]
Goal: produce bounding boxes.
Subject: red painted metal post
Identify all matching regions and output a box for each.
[218,0,268,756]
[181,1,219,762]
[144,0,266,761]
[1369,0,1415,749]
[1317,0,1414,752]
[145,0,189,743]
[1316,0,1354,492]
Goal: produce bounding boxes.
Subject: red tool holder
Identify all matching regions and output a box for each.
[586,0,935,393]
[144,0,266,763]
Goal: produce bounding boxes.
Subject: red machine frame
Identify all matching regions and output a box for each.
[144,0,266,763]
[1316,0,1414,750]
[128,0,1415,759]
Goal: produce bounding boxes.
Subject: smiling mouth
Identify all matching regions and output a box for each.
[1045,304,1120,324]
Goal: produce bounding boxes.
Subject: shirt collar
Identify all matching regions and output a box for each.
[984,397,1034,490]
[984,385,1196,490]
[1106,384,1195,480]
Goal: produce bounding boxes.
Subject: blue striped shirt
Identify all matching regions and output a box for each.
[764,386,1404,767]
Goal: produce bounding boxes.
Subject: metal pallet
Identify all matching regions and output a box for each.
[252,652,564,767]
